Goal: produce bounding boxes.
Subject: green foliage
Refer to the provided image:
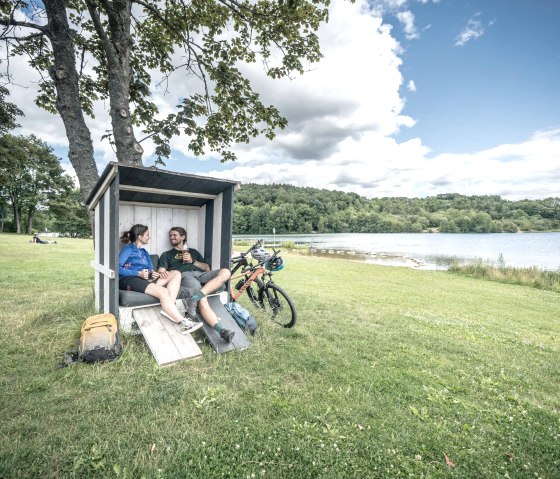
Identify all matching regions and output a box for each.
[234,184,560,234]
[0,134,87,234]
[1,0,329,164]
[0,85,23,133]
[1,233,559,478]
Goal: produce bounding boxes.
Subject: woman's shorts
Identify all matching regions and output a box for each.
[119,276,150,293]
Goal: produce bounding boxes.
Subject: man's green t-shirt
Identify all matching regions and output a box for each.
[157,248,207,273]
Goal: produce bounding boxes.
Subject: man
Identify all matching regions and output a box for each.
[157,226,234,343]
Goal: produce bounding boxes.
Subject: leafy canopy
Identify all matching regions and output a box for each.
[1,0,329,164]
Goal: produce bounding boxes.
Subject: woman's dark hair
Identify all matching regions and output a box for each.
[170,226,187,245]
[120,224,148,244]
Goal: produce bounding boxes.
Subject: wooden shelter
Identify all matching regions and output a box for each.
[86,162,240,319]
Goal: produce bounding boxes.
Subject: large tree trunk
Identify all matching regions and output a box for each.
[44,0,99,205]
[11,201,21,233]
[26,207,35,234]
[86,0,143,166]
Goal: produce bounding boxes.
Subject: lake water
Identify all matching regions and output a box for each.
[234,233,560,271]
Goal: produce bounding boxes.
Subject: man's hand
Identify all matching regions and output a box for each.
[157,268,169,279]
[182,250,193,263]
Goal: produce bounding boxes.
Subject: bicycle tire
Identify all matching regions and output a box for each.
[260,283,297,328]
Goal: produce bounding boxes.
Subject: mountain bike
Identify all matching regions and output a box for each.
[230,240,297,328]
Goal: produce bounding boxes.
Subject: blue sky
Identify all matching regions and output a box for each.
[391,0,560,155]
[6,0,560,199]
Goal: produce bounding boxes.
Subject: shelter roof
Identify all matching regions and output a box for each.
[86,162,240,210]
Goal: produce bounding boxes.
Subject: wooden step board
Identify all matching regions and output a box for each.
[196,295,251,354]
[132,306,202,366]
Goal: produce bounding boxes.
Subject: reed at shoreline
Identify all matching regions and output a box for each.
[448,256,560,293]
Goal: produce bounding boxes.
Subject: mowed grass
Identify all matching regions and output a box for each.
[0,233,558,479]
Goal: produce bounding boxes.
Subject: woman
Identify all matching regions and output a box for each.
[119,224,202,333]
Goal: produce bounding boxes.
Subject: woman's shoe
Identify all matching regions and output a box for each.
[160,311,203,334]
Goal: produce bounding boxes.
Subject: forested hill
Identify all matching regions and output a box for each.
[233,184,560,234]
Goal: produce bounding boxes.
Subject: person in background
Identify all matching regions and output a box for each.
[119,224,202,334]
[32,234,49,244]
[157,226,235,343]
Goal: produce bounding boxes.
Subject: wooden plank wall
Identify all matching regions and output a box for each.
[119,204,204,257]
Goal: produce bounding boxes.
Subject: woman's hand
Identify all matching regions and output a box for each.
[139,269,150,280]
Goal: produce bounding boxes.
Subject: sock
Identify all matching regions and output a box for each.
[213,323,224,333]
[191,290,206,302]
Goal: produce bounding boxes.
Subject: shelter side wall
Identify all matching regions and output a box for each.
[92,181,118,315]
[211,194,223,270]
[94,200,101,310]
[220,186,234,269]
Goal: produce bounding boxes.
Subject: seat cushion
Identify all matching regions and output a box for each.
[118,252,227,307]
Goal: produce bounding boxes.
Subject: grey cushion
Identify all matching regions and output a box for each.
[118,253,226,307]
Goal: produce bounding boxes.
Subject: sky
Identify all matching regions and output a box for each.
[5,0,560,200]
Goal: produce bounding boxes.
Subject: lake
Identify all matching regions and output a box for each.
[233,232,560,271]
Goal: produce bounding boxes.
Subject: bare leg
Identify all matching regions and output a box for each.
[197,298,218,327]
[157,270,181,302]
[199,269,231,295]
[145,283,184,323]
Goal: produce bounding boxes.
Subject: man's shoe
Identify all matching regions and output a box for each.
[220,328,235,343]
[179,318,203,334]
[185,298,198,319]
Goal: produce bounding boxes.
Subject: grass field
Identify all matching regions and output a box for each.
[1,233,558,478]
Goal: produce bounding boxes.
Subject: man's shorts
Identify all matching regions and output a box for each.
[180,269,221,284]
[119,276,151,293]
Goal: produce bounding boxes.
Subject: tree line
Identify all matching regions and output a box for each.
[233,184,560,234]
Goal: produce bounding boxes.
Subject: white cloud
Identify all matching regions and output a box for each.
[407,80,417,92]
[396,10,419,39]
[205,127,560,200]
[454,12,485,47]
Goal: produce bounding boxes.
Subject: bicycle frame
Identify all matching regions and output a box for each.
[229,262,264,302]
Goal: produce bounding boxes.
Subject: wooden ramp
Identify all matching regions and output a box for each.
[197,295,251,354]
[132,306,202,366]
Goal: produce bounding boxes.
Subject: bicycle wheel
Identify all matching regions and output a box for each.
[261,283,297,328]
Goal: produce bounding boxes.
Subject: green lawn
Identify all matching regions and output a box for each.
[1,233,558,478]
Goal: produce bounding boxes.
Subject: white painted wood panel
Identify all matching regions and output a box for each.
[197,206,206,257]
[117,203,201,256]
[154,208,173,254]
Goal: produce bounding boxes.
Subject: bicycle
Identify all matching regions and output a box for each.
[230,240,297,328]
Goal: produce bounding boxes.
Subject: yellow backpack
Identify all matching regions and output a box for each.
[78,313,122,363]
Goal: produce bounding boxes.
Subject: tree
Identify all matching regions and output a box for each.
[49,187,91,237]
[0,134,74,233]
[0,84,23,133]
[1,0,329,201]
